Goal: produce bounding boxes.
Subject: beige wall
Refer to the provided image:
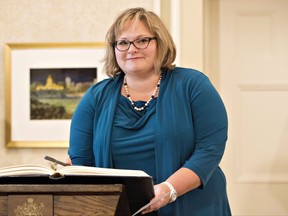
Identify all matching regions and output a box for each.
[181,0,204,71]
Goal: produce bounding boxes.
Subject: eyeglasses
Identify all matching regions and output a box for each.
[113,37,156,52]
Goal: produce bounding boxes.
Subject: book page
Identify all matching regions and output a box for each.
[0,164,54,176]
[58,165,150,177]
[0,164,150,178]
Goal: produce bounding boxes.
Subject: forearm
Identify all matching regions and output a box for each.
[166,167,201,197]
[141,167,201,214]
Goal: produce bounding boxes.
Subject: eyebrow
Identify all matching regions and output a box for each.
[117,35,152,40]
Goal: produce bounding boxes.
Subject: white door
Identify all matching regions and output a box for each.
[214,0,288,215]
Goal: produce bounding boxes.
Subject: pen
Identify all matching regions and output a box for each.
[44,155,71,166]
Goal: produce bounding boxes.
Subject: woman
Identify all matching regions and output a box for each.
[68,7,231,216]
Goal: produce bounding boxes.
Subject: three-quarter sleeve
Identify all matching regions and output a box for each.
[183,74,228,187]
[68,87,96,166]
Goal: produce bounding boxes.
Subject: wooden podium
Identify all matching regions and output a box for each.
[0,175,155,216]
[0,184,130,216]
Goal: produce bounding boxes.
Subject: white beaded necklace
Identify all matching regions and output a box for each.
[123,74,162,111]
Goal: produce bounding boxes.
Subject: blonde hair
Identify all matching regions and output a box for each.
[103,7,176,78]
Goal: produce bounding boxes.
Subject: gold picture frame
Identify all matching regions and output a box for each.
[5,42,106,148]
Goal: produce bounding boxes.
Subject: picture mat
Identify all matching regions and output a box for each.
[11,47,106,142]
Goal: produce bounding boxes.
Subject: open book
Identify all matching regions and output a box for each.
[0,158,155,215]
[0,164,150,179]
[0,164,159,215]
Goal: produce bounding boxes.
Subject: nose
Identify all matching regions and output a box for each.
[128,42,138,53]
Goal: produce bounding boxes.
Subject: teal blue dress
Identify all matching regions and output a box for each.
[68,67,231,216]
[111,96,158,182]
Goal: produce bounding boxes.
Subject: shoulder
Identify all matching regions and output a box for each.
[77,75,122,108]
[164,67,219,99]
[88,75,122,97]
[90,77,112,92]
[171,67,207,80]
[166,67,209,87]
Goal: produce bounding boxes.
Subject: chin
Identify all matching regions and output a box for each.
[124,67,144,74]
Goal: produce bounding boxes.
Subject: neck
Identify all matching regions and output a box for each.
[122,73,162,111]
[124,73,160,93]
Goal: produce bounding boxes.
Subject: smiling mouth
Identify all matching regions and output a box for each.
[127,57,143,60]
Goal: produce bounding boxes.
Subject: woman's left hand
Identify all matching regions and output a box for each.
[141,182,171,214]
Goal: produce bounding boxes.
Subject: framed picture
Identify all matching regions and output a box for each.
[5,42,106,148]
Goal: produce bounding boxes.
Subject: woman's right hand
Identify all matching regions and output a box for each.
[64,157,72,165]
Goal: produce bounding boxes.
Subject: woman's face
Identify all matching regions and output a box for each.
[114,20,157,76]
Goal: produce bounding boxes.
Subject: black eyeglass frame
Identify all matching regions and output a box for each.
[113,37,157,52]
